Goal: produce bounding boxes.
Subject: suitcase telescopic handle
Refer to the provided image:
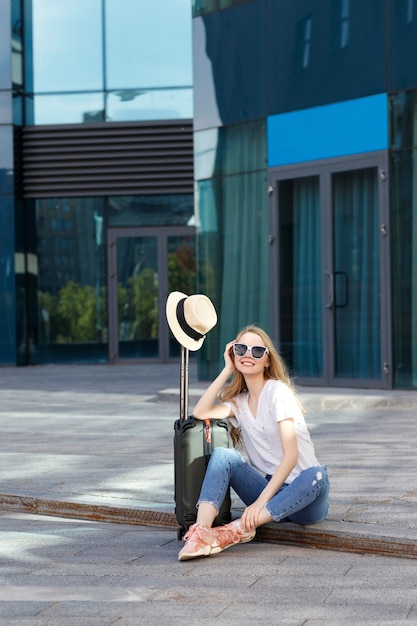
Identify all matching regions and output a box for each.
[179,345,189,423]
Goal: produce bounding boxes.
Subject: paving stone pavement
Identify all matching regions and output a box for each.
[1,363,417,624]
[2,511,417,625]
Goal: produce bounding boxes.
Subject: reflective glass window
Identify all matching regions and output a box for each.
[12,0,23,89]
[390,89,417,388]
[31,0,103,92]
[0,1,11,88]
[196,120,268,379]
[193,0,251,17]
[106,87,192,122]
[0,195,16,364]
[116,236,159,359]
[0,92,13,124]
[195,120,266,180]
[192,17,222,131]
[390,149,417,388]
[194,129,219,180]
[268,1,384,116]
[198,169,269,379]
[193,3,266,129]
[33,93,105,125]
[390,91,416,149]
[387,0,417,91]
[108,195,194,227]
[0,126,14,194]
[105,0,192,90]
[13,94,23,125]
[36,198,108,364]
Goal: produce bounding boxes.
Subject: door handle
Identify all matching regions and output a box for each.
[325,271,334,309]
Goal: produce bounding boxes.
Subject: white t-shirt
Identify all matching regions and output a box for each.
[223,379,320,483]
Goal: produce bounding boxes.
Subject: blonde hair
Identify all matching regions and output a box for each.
[219,325,302,446]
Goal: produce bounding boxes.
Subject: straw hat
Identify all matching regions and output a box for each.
[166,291,217,351]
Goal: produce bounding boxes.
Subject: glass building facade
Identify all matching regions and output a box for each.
[3,0,417,390]
[1,0,195,366]
[192,0,417,389]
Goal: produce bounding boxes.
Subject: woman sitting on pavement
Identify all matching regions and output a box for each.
[178,325,330,561]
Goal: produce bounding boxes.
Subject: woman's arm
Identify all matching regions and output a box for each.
[240,418,298,529]
[192,341,236,420]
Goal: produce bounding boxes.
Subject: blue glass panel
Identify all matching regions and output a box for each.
[117,236,159,359]
[12,0,23,89]
[0,126,14,194]
[389,91,417,150]
[390,149,417,389]
[193,1,266,130]
[0,1,12,88]
[13,94,23,125]
[105,0,192,90]
[36,197,108,364]
[268,94,388,167]
[268,0,385,116]
[33,93,105,124]
[192,17,222,131]
[0,196,16,364]
[31,0,103,92]
[108,195,194,227]
[195,119,268,378]
[23,0,34,94]
[106,87,192,122]
[0,92,13,124]
[389,89,417,158]
[387,0,417,91]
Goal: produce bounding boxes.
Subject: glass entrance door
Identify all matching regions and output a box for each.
[270,154,391,388]
[277,175,323,380]
[107,227,195,362]
[116,235,159,359]
[332,168,381,381]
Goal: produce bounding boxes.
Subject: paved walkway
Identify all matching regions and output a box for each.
[2,363,417,624]
[1,362,417,560]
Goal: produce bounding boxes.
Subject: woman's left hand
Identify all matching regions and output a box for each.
[241,500,266,530]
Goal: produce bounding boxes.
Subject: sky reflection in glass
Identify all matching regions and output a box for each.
[30,0,192,123]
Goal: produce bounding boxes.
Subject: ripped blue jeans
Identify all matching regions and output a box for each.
[197,447,330,525]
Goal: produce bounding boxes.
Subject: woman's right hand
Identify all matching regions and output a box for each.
[223,340,236,375]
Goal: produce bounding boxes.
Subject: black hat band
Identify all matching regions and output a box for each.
[176,298,205,342]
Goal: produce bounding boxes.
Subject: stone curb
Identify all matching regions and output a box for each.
[1,493,416,560]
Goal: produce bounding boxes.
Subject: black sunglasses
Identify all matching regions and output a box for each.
[233,343,269,359]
